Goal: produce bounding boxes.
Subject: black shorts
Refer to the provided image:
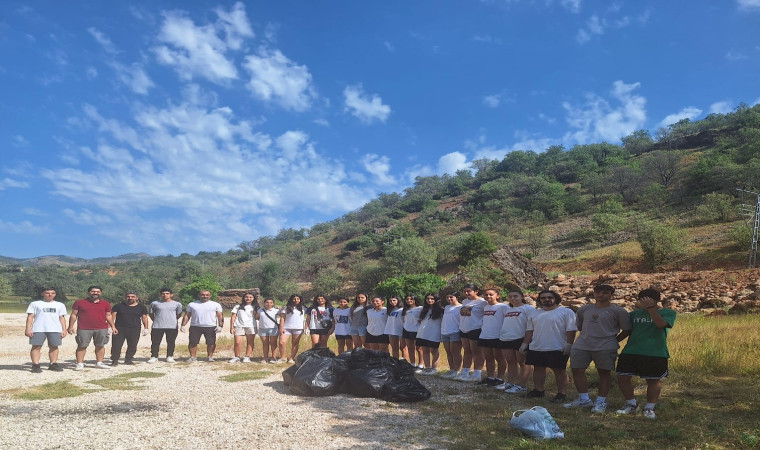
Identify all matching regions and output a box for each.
[415,338,440,348]
[459,328,481,340]
[477,338,501,348]
[526,350,569,369]
[500,338,524,350]
[616,353,669,379]
[402,329,417,340]
[335,334,350,341]
[188,326,216,346]
[310,329,329,336]
[366,332,390,344]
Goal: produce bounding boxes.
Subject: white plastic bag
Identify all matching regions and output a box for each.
[509,406,564,440]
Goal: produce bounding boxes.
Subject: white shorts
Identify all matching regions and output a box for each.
[282,328,303,335]
[234,326,256,336]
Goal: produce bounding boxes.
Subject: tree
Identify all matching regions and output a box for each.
[621,129,654,155]
[607,165,643,205]
[457,232,497,265]
[381,237,437,276]
[178,273,223,305]
[375,274,446,300]
[311,267,345,298]
[11,265,76,300]
[640,150,683,188]
[694,192,737,223]
[0,275,11,297]
[636,221,688,269]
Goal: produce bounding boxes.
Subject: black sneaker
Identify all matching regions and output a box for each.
[48,363,63,372]
[111,360,119,366]
[526,389,545,398]
[550,393,567,403]
[31,364,42,373]
[477,377,492,385]
[123,359,135,365]
[486,377,504,387]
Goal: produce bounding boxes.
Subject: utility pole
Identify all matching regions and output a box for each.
[737,189,760,268]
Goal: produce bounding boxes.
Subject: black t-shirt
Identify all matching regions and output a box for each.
[112,303,148,328]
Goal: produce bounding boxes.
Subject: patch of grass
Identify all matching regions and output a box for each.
[219,370,270,382]
[88,371,165,391]
[9,381,94,400]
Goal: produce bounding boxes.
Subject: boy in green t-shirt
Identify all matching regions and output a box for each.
[614,288,676,419]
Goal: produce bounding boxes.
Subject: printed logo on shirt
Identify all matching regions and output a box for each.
[42,308,57,313]
[337,315,349,324]
[633,316,653,324]
[483,310,496,316]
[505,311,522,317]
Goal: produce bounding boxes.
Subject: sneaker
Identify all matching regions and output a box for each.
[275,359,286,364]
[493,382,514,391]
[549,393,567,404]
[420,368,437,376]
[642,408,656,419]
[413,366,423,373]
[166,357,176,363]
[563,398,593,408]
[591,401,608,414]
[615,403,639,415]
[48,363,63,372]
[207,357,215,362]
[242,357,251,363]
[74,363,85,371]
[124,359,135,365]
[187,357,197,363]
[147,357,159,363]
[31,364,42,373]
[486,377,504,387]
[454,372,471,381]
[505,384,527,394]
[286,358,295,364]
[111,360,119,367]
[468,373,483,383]
[95,361,111,369]
[526,389,545,398]
[440,370,458,379]
[228,357,241,363]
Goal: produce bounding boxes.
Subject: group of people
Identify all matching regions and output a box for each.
[25,283,675,418]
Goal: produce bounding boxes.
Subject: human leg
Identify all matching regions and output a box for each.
[245,334,255,358]
[150,328,164,358]
[289,333,302,359]
[389,336,400,359]
[482,346,495,377]
[30,345,42,365]
[124,327,140,361]
[234,335,245,358]
[165,328,178,357]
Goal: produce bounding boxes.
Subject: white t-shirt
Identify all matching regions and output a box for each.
[480,303,510,339]
[186,300,222,327]
[366,307,388,335]
[417,313,442,342]
[459,298,486,332]
[500,304,537,341]
[280,307,305,329]
[384,307,403,336]
[402,306,423,332]
[26,300,67,333]
[441,304,462,335]
[333,307,351,335]
[231,304,256,328]
[526,307,577,351]
[258,307,281,329]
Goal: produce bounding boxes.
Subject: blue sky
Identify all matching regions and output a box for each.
[1,1,759,259]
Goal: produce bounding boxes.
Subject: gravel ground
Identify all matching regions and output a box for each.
[0,313,474,450]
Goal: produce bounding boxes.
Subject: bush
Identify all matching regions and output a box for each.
[375,274,446,299]
[636,221,688,269]
[591,213,626,242]
[344,235,376,252]
[694,193,737,224]
[178,273,223,305]
[728,222,753,249]
[456,232,497,264]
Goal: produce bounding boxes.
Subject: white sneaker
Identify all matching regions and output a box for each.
[228,357,240,363]
[563,398,593,408]
[275,359,286,364]
[74,363,85,371]
[504,384,527,394]
[187,357,197,363]
[591,401,608,414]
[95,361,111,369]
[242,357,251,363]
[493,382,514,391]
[468,373,482,382]
[642,408,656,419]
[286,358,294,364]
[147,357,158,363]
[615,403,639,415]
[440,370,458,379]
[454,372,471,381]
[207,357,215,362]
[419,368,437,376]
[165,357,176,363]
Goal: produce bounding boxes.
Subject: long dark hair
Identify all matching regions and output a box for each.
[350,293,368,316]
[285,294,304,314]
[419,293,444,321]
[401,295,420,317]
[386,296,401,315]
[311,294,328,309]
[238,292,260,311]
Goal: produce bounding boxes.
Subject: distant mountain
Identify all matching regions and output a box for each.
[0,253,152,267]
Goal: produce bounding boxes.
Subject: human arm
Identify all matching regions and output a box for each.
[106,311,118,335]
[141,312,149,335]
[216,310,224,332]
[230,313,237,334]
[59,314,67,338]
[180,309,191,332]
[519,330,533,354]
[25,313,34,338]
[279,314,286,335]
[563,330,576,355]
[637,297,669,328]
[67,309,78,334]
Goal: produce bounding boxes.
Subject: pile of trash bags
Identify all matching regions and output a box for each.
[282,347,431,403]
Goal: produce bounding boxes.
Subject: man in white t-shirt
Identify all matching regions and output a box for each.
[180,290,224,362]
[25,288,67,373]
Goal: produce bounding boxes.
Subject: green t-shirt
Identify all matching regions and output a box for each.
[620,308,676,358]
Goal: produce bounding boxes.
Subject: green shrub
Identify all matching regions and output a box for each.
[456,232,497,264]
[636,221,688,269]
[375,273,446,299]
[178,273,223,305]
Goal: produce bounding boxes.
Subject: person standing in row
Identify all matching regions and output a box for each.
[278,294,306,363]
[401,295,423,370]
[306,295,334,349]
[257,298,280,362]
[110,291,148,366]
[181,290,223,362]
[148,288,183,363]
[439,293,462,379]
[25,287,67,373]
[68,286,116,370]
[384,297,403,359]
[416,293,444,375]
[456,284,486,382]
[229,293,258,363]
[499,290,536,394]
[479,288,509,387]
[365,296,389,353]
[333,297,353,354]
[348,293,369,349]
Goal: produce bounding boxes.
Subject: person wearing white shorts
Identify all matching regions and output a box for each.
[228,293,258,363]
[256,299,280,363]
[278,294,307,363]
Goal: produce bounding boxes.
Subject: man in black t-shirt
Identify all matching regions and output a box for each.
[110,292,149,365]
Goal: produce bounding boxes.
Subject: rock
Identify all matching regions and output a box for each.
[491,247,546,289]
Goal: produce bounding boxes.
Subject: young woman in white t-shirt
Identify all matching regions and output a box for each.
[365,297,389,353]
[333,297,353,353]
[228,293,258,363]
[416,293,444,375]
[306,295,334,349]
[384,297,403,359]
[255,298,280,363]
[401,295,424,370]
[500,290,536,394]
[456,284,486,382]
[478,288,509,387]
[278,294,306,363]
[440,293,463,378]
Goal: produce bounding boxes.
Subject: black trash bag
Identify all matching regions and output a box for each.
[381,375,432,403]
[387,357,415,378]
[295,347,336,368]
[347,347,387,370]
[342,366,395,398]
[289,356,346,397]
[282,364,297,387]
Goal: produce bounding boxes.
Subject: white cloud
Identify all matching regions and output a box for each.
[313,118,330,127]
[709,100,733,114]
[0,220,47,234]
[343,85,391,124]
[437,152,469,174]
[737,0,760,10]
[384,41,394,52]
[0,178,29,190]
[726,50,748,61]
[361,154,396,185]
[111,62,154,95]
[86,66,98,80]
[153,3,253,84]
[12,135,29,148]
[22,208,47,217]
[658,106,702,128]
[561,0,582,13]
[753,97,760,106]
[563,80,647,144]
[87,27,119,54]
[537,113,556,124]
[483,93,502,108]
[243,48,316,112]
